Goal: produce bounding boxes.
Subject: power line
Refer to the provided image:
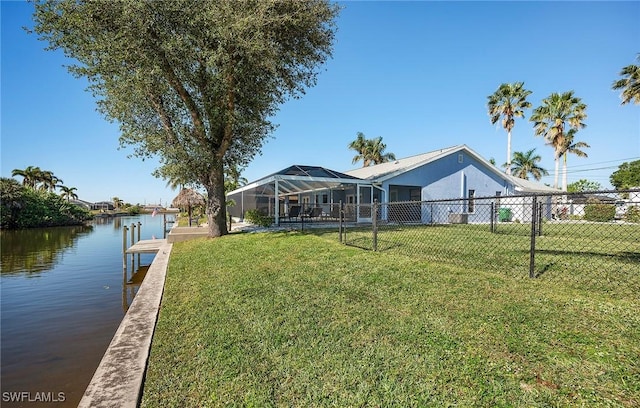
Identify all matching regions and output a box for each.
[559,157,640,169]
[541,157,640,178]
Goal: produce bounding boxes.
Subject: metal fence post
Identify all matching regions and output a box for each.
[372,200,378,251]
[430,203,434,225]
[339,200,343,244]
[529,196,538,278]
[537,202,544,236]
[490,202,495,233]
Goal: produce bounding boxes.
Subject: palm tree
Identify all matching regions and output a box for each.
[348,132,370,167]
[558,128,590,191]
[38,170,62,192]
[11,166,62,191]
[60,186,78,202]
[530,91,587,189]
[487,82,532,175]
[0,177,25,228]
[348,132,396,167]
[368,136,396,165]
[509,149,548,181]
[612,54,640,105]
[163,164,191,191]
[12,166,43,189]
[224,165,248,193]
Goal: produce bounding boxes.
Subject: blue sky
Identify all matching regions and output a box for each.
[2,1,639,205]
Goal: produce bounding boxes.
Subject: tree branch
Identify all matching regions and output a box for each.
[148,91,179,145]
[148,28,207,144]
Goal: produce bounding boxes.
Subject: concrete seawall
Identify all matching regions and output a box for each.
[78,242,173,408]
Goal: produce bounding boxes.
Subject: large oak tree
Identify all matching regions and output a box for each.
[32,0,340,237]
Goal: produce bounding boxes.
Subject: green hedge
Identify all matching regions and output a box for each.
[583,203,615,222]
[624,206,640,223]
[244,209,273,227]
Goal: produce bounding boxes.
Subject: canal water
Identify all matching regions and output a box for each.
[1,214,170,407]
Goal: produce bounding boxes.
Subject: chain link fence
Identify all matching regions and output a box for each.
[335,190,639,296]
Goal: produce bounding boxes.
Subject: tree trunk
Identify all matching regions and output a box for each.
[205,161,228,238]
[553,155,560,190]
[562,155,568,192]
[506,130,512,175]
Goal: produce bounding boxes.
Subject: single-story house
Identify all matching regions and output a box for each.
[70,199,93,210]
[227,144,559,225]
[91,201,115,211]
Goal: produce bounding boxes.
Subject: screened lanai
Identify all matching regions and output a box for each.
[226,165,379,225]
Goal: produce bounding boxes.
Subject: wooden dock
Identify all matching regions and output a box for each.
[125,239,167,254]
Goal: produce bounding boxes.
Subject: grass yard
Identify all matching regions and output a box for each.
[329,222,640,297]
[141,231,639,407]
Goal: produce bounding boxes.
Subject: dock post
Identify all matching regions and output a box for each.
[122,225,129,281]
[137,221,142,266]
[130,223,136,272]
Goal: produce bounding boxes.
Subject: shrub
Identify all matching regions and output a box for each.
[584,202,615,222]
[244,209,273,227]
[0,178,91,229]
[624,206,640,223]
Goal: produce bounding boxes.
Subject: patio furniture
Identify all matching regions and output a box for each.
[302,207,323,222]
[287,205,301,222]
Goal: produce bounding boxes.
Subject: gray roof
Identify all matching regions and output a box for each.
[257,165,360,182]
[227,165,365,197]
[345,144,559,194]
[228,145,559,199]
[345,145,464,181]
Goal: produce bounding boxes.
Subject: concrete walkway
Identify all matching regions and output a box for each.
[78,242,173,408]
[166,226,210,243]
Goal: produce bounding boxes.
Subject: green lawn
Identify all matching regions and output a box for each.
[330,222,640,297]
[141,231,639,407]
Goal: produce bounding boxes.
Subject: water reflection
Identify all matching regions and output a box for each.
[91,214,127,230]
[122,265,149,311]
[0,225,94,275]
[1,214,166,407]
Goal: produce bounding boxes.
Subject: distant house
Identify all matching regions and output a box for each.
[91,201,115,211]
[567,193,618,219]
[227,144,558,225]
[69,199,93,210]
